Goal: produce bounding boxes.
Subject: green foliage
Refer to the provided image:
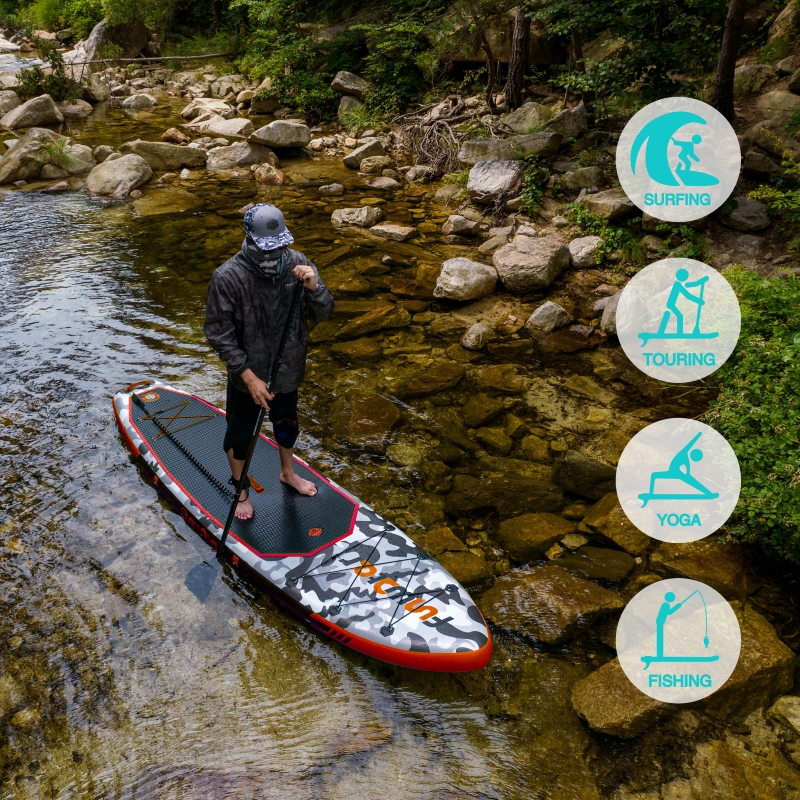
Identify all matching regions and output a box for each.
[339,105,385,137]
[519,157,549,215]
[16,43,82,102]
[755,36,791,65]
[531,0,726,102]
[654,222,708,261]
[38,136,75,169]
[750,150,800,250]
[706,266,800,563]
[442,168,469,187]
[564,201,644,269]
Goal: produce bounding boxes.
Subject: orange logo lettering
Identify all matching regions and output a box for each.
[354,560,377,578]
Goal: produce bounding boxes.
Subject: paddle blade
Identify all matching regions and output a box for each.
[185,560,219,602]
[703,635,710,648]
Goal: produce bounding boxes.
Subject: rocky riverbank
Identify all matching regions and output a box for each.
[2,22,800,797]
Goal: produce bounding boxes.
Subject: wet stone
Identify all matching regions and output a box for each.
[476,364,525,394]
[411,524,467,556]
[393,362,465,399]
[462,394,504,427]
[445,475,563,517]
[335,304,411,339]
[330,391,400,452]
[478,565,624,644]
[552,449,616,500]
[556,545,635,582]
[461,322,493,350]
[768,695,800,735]
[475,426,513,455]
[496,512,577,564]
[541,324,608,353]
[328,338,382,363]
[520,434,551,463]
[581,492,651,556]
[438,550,495,586]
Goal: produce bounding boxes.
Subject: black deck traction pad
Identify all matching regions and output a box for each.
[129,388,357,556]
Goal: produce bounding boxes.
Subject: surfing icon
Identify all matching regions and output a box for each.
[631,112,720,188]
[638,431,720,508]
[616,97,740,222]
[640,589,720,670]
[638,267,719,347]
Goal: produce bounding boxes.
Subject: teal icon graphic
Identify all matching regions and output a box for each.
[631,111,720,188]
[638,431,720,508]
[638,268,719,347]
[641,589,720,670]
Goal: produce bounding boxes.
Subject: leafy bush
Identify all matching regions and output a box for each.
[339,105,385,137]
[706,266,800,563]
[654,222,708,261]
[564,201,644,269]
[749,150,800,250]
[16,44,82,102]
[519,157,550,215]
[755,36,791,65]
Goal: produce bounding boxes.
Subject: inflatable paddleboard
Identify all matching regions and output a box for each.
[113,381,492,672]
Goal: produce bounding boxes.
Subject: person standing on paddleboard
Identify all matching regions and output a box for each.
[205,203,334,519]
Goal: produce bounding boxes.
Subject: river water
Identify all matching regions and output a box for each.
[0,96,796,799]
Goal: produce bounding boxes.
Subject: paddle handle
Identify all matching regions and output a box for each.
[218,280,304,558]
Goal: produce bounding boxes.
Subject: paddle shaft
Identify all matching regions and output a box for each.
[218,280,304,557]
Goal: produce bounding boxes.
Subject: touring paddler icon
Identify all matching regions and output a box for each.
[617,258,740,384]
[617,97,740,222]
[617,579,740,703]
[616,418,741,544]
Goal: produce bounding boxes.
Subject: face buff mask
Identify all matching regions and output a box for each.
[242,238,289,279]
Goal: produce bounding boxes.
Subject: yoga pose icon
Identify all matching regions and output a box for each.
[639,268,719,346]
[638,431,720,507]
[671,134,702,173]
[641,589,720,670]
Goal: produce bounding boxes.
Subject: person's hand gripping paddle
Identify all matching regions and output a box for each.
[184,280,304,600]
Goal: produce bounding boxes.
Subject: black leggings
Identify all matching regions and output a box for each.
[223,382,299,459]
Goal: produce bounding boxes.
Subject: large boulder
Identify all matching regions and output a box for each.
[343,139,385,168]
[496,513,576,563]
[0,127,63,184]
[119,140,207,171]
[84,153,153,198]
[743,118,800,161]
[719,197,770,232]
[568,235,603,268]
[205,117,253,139]
[330,71,368,99]
[249,121,311,148]
[756,90,800,124]
[580,188,636,222]
[467,159,524,203]
[121,93,156,110]
[180,97,234,120]
[338,95,364,120]
[331,206,382,228]
[501,101,550,134]
[0,90,20,116]
[105,19,149,59]
[492,235,570,292]
[478,565,624,644]
[83,74,111,103]
[458,132,562,165]
[769,1,798,42]
[433,257,497,301]
[1,94,63,129]
[544,103,587,138]
[205,142,276,170]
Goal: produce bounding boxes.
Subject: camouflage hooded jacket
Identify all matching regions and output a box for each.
[204,247,334,395]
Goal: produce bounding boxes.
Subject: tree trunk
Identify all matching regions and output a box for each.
[711,0,747,123]
[505,6,530,110]
[478,29,498,114]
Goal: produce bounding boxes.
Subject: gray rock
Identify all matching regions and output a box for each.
[744,118,800,161]
[40,163,68,180]
[461,322,493,350]
[568,235,603,268]
[206,141,276,170]
[581,187,636,222]
[338,94,364,120]
[501,101,551,134]
[343,139,385,169]
[359,155,392,174]
[369,222,416,242]
[553,449,616,500]
[441,214,479,236]
[405,164,434,184]
[249,120,311,148]
[734,63,774,93]
[434,257,497,301]
[56,98,93,117]
[557,546,635,582]
[204,117,253,139]
[544,103,587,138]
[777,55,798,76]
[330,71,368,99]
[92,144,114,163]
[525,301,572,338]
[63,142,95,175]
[180,98,234,120]
[331,206,382,228]
[493,235,570,292]
[756,90,800,123]
[0,127,64,184]
[119,139,207,171]
[478,235,509,255]
[319,183,344,195]
[467,159,524,203]
[562,165,603,189]
[742,150,783,179]
[553,161,579,174]
[84,153,153,197]
[1,94,63,129]
[0,90,20,116]
[458,132,562,165]
[121,93,156,110]
[733,234,766,259]
[3,139,18,151]
[788,67,800,95]
[83,74,111,103]
[720,197,770,232]
[768,695,800,735]
[516,224,537,237]
[368,176,400,190]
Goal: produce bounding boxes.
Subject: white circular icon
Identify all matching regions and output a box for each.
[617,97,740,222]
[616,258,740,383]
[616,419,741,543]
[618,579,741,703]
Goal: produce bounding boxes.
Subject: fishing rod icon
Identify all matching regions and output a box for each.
[639,269,720,347]
[641,589,720,670]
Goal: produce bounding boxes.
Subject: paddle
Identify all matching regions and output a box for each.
[184,279,303,601]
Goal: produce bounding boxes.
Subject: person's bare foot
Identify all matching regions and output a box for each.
[234,488,254,520]
[280,470,317,496]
